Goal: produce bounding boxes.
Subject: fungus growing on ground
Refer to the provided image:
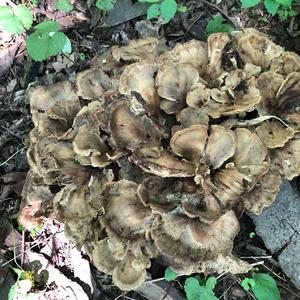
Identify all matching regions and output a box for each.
[21,29,300,290]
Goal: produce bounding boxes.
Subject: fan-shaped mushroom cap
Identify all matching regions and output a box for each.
[197,254,251,274]
[156,63,199,114]
[119,62,160,112]
[132,149,196,177]
[182,193,222,222]
[255,121,296,148]
[28,81,81,138]
[271,51,300,76]
[100,180,153,239]
[76,68,112,100]
[92,237,153,291]
[197,79,261,118]
[177,107,209,128]
[107,97,161,150]
[233,128,267,169]
[137,176,181,213]
[273,137,300,180]
[242,170,282,214]
[186,82,211,108]
[27,132,87,185]
[170,125,208,163]
[112,260,147,291]
[91,48,121,73]
[92,238,122,275]
[206,125,236,169]
[151,210,239,264]
[207,32,231,81]
[212,166,249,210]
[112,37,159,62]
[276,72,300,123]
[158,40,208,76]
[73,125,124,168]
[234,28,283,69]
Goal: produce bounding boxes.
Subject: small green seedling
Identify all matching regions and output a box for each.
[241,0,298,17]
[241,272,281,300]
[184,276,218,300]
[249,231,256,238]
[96,0,117,10]
[206,15,235,35]
[164,267,178,281]
[56,0,74,12]
[141,0,187,22]
[79,52,86,61]
[26,21,72,62]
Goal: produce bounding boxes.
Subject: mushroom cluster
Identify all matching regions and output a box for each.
[21,29,300,290]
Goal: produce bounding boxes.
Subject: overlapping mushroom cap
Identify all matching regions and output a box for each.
[21,29,300,290]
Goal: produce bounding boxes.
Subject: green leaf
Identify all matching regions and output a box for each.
[27,31,68,61]
[264,0,280,15]
[62,37,72,54]
[96,0,116,10]
[184,277,218,300]
[241,0,261,8]
[206,15,234,35]
[177,4,187,12]
[56,0,73,12]
[34,21,60,33]
[241,278,256,291]
[288,9,298,16]
[8,282,20,300]
[79,52,86,61]
[139,0,160,2]
[147,3,161,19]
[164,268,177,281]
[0,5,33,34]
[275,0,292,6]
[12,268,25,278]
[160,0,177,22]
[251,273,281,300]
[205,277,217,290]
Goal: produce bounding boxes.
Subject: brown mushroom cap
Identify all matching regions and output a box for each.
[170,125,208,163]
[132,148,196,177]
[119,62,160,112]
[156,63,199,114]
[255,121,296,148]
[28,81,81,138]
[273,137,300,180]
[107,97,161,150]
[73,125,124,168]
[242,170,282,214]
[100,180,153,239]
[205,125,236,169]
[186,82,211,108]
[271,51,300,76]
[177,107,209,128]
[234,28,283,69]
[137,176,181,213]
[206,32,231,82]
[112,37,159,63]
[276,72,300,123]
[76,68,112,100]
[158,40,208,76]
[151,210,239,264]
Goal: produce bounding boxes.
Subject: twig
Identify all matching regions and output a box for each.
[0,146,26,167]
